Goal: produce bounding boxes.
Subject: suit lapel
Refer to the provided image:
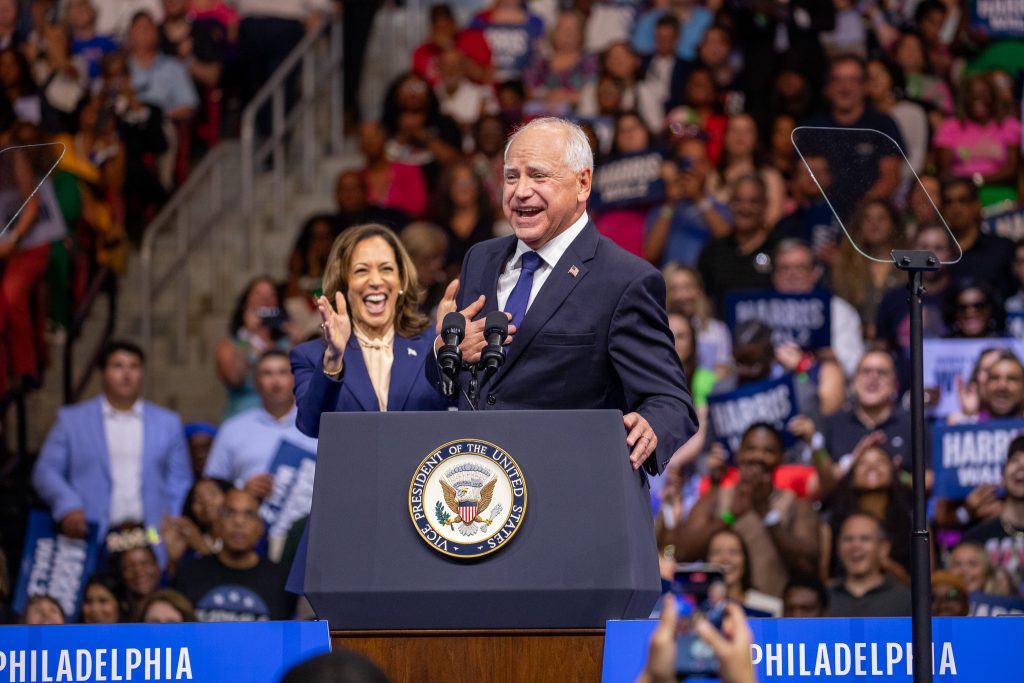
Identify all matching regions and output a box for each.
[491,222,599,385]
[343,336,379,412]
[387,335,417,411]
[91,397,112,484]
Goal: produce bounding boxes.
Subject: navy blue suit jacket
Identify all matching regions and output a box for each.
[287,331,449,593]
[291,332,450,439]
[426,220,697,474]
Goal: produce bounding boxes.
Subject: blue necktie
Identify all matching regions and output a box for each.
[503,251,541,329]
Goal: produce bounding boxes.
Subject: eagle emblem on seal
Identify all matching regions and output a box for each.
[438,467,503,536]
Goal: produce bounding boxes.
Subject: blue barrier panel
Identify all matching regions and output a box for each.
[0,620,330,682]
[603,617,1024,682]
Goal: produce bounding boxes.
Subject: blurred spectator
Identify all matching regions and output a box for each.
[235,0,329,109]
[875,224,953,355]
[865,58,928,179]
[580,0,636,54]
[0,130,66,395]
[819,0,866,59]
[934,72,1021,208]
[412,4,491,87]
[771,153,838,262]
[66,0,116,80]
[204,349,317,494]
[23,594,65,624]
[359,118,428,219]
[829,199,903,336]
[961,438,1024,589]
[635,14,688,119]
[470,114,506,208]
[579,42,660,135]
[592,111,664,255]
[931,569,969,617]
[333,170,409,234]
[399,221,449,317]
[137,588,196,622]
[0,47,42,124]
[676,423,820,598]
[695,25,741,111]
[728,0,834,127]
[891,32,953,121]
[280,650,392,683]
[941,178,1015,299]
[782,575,829,618]
[706,527,782,616]
[802,56,903,216]
[93,0,163,39]
[468,0,544,83]
[432,159,497,276]
[770,239,864,378]
[707,113,786,227]
[664,264,731,377]
[643,136,729,267]
[942,279,1006,340]
[175,489,296,621]
[116,544,162,613]
[946,348,1021,426]
[913,1,953,79]
[127,11,197,122]
[162,477,229,574]
[183,422,217,478]
[523,10,595,117]
[949,541,1018,596]
[29,22,88,133]
[284,213,339,340]
[664,66,726,162]
[828,513,911,617]
[632,0,712,61]
[767,113,797,180]
[434,47,498,135]
[215,276,298,419]
[32,341,192,552]
[81,572,125,624]
[698,174,778,314]
[819,350,912,477]
[821,442,914,580]
[0,0,22,49]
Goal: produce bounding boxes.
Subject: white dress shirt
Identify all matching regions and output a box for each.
[102,398,144,525]
[497,211,590,314]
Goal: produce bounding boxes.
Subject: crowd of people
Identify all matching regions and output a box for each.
[2,0,1024,640]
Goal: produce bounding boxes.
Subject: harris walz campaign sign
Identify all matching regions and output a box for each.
[931,418,1024,499]
[726,289,832,350]
[12,510,100,621]
[707,374,798,456]
[970,0,1024,37]
[260,440,316,559]
[588,149,665,212]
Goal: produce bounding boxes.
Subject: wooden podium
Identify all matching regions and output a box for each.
[332,629,605,682]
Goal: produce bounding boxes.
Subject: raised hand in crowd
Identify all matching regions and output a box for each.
[60,509,88,539]
[244,472,274,500]
[963,483,1003,523]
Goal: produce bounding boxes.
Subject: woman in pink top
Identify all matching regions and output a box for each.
[358,120,428,220]
[934,72,1021,208]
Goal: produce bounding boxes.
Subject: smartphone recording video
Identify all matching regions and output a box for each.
[672,563,728,679]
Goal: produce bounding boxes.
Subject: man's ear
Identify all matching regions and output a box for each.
[577,168,593,201]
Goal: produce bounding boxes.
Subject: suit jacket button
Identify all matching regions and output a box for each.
[486,394,497,405]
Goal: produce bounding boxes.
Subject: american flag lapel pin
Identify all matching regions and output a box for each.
[568,265,579,278]
[408,348,417,356]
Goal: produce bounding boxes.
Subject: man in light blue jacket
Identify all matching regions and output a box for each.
[32,341,192,563]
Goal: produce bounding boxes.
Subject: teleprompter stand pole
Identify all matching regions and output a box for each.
[892,249,940,683]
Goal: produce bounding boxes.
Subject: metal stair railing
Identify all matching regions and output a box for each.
[139,15,343,363]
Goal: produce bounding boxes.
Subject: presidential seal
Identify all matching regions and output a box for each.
[409,439,527,559]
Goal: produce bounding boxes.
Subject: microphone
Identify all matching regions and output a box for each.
[437,312,465,398]
[480,310,509,383]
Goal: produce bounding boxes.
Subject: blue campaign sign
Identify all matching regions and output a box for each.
[589,149,665,211]
[970,0,1024,37]
[726,289,832,350]
[602,616,1024,682]
[260,440,317,541]
[969,592,1024,617]
[12,510,100,621]
[981,205,1024,241]
[1008,311,1024,341]
[931,418,1024,499]
[706,375,798,455]
[923,338,1024,417]
[0,621,330,682]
